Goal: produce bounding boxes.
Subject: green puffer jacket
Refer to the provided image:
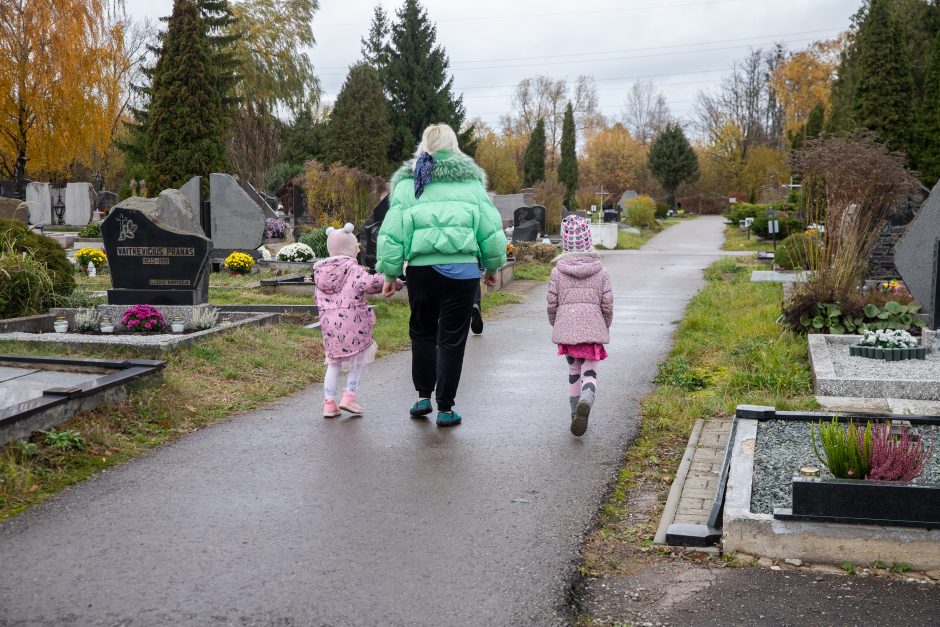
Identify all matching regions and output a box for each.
[376,150,508,281]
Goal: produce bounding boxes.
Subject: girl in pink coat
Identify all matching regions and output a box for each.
[547,215,614,436]
[314,223,402,417]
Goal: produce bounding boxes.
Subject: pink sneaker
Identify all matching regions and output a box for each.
[339,390,364,415]
[323,399,341,418]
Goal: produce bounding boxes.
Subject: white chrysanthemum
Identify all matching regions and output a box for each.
[277,242,315,262]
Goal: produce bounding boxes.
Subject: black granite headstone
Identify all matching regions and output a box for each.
[360,194,390,271]
[513,205,546,236]
[292,185,307,220]
[512,219,539,243]
[603,210,619,223]
[102,205,213,305]
[0,180,14,198]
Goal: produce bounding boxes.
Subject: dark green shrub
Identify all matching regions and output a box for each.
[0,220,75,305]
[750,214,804,239]
[299,227,329,258]
[776,233,814,270]
[654,203,669,219]
[0,238,56,318]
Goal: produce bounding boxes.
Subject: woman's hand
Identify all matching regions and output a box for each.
[483,272,497,287]
[382,280,397,297]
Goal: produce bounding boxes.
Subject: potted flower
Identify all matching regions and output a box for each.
[264,218,288,242]
[121,304,166,333]
[276,242,316,263]
[74,247,108,274]
[849,329,925,360]
[506,242,516,261]
[224,251,254,275]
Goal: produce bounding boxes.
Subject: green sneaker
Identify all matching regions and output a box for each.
[436,410,462,427]
[410,398,433,417]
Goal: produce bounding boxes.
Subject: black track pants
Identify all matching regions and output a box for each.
[406,265,478,411]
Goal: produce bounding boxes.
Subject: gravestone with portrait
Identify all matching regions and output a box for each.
[101,190,212,306]
[513,205,546,236]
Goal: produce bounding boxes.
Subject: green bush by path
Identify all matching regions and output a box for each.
[626,195,657,228]
[0,220,75,316]
[776,233,815,270]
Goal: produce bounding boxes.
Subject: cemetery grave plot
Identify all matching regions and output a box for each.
[722,406,940,570]
[809,334,940,400]
[0,355,164,446]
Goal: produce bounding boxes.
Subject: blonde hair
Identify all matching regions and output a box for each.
[415,123,461,157]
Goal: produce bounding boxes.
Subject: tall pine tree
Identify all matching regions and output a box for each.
[916,29,940,185]
[382,0,469,162]
[327,63,392,177]
[522,118,546,187]
[558,103,579,208]
[147,0,227,190]
[648,124,699,210]
[361,4,389,69]
[853,0,914,153]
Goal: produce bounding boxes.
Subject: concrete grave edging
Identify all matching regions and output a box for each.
[722,418,940,570]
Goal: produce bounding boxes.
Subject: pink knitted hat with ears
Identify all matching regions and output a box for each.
[326,223,358,257]
[560,215,592,252]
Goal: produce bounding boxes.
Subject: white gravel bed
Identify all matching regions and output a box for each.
[750,419,940,514]
[826,336,940,381]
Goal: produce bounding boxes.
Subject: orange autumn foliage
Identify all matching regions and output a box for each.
[0,0,127,180]
[770,39,841,136]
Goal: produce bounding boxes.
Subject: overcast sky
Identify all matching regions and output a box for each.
[123,0,864,129]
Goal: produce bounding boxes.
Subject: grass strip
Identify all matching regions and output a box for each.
[580,256,816,576]
[616,217,684,250]
[0,290,523,521]
[722,224,773,252]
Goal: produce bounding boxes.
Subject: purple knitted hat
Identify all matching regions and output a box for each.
[560,215,592,252]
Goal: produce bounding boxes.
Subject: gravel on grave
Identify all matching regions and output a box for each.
[750,419,940,514]
[827,337,940,381]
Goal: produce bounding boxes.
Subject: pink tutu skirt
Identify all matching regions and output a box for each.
[557,343,608,360]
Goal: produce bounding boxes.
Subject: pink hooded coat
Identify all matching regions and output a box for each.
[314,256,386,361]
[546,253,613,345]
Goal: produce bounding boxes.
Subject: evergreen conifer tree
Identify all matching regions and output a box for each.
[805,102,825,140]
[916,30,940,184]
[147,0,226,189]
[383,0,468,162]
[522,118,546,187]
[361,4,390,69]
[327,63,392,177]
[558,103,579,208]
[853,0,915,153]
[648,124,699,210]
[120,0,239,185]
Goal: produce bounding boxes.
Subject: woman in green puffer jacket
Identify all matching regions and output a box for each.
[377,123,508,427]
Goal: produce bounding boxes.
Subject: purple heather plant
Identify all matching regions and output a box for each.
[265,218,287,239]
[121,304,166,333]
[867,422,933,482]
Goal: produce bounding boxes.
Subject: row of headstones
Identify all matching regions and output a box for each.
[22,182,118,226]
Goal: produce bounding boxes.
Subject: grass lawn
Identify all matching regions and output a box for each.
[0,287,524,521]
[722,224,774,252]
[616,217,684,250]
[579,256,816,576]
[514,262,553,282]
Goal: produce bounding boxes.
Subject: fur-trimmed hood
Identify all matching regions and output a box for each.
[390,149,487,190]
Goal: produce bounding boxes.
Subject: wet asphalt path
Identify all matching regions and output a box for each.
[0,217,726,626]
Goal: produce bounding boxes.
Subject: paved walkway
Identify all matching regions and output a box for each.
[0,217,727,626]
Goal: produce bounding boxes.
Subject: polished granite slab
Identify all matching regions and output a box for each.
[0,369,100,410]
